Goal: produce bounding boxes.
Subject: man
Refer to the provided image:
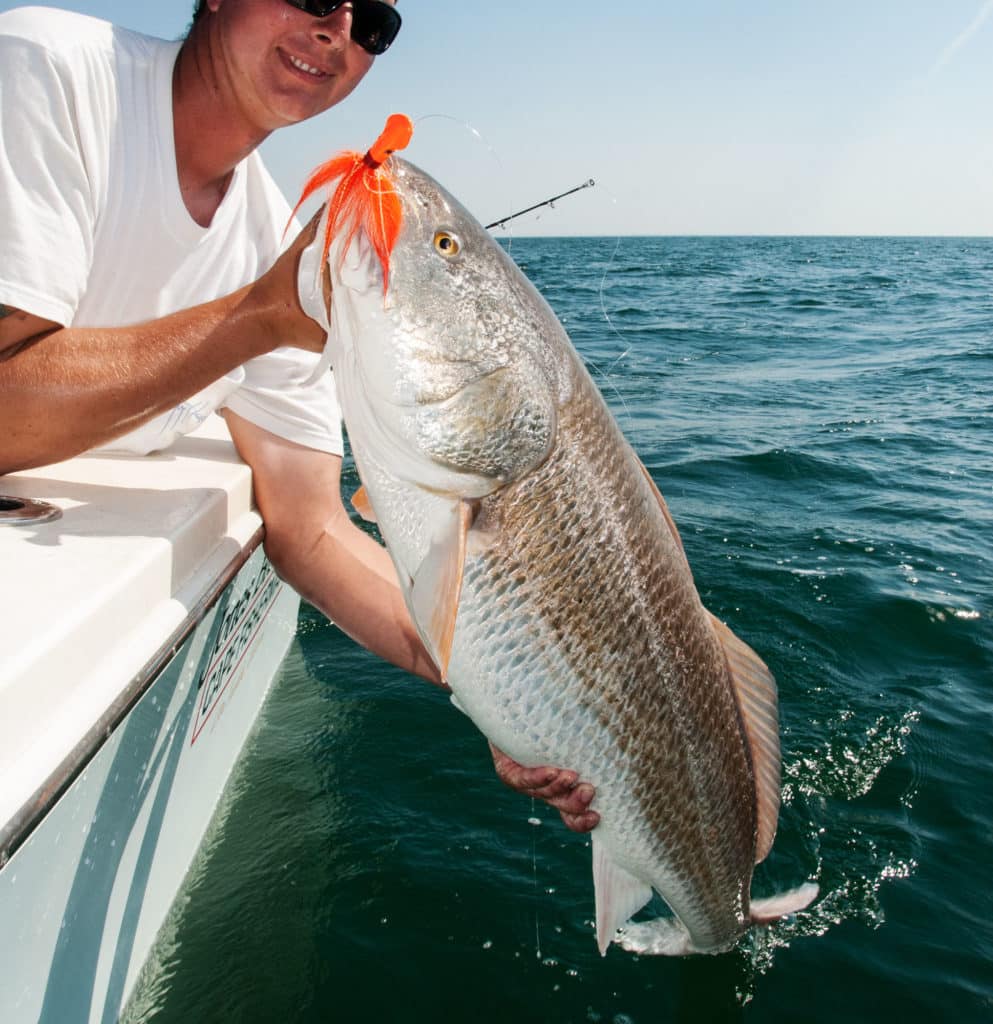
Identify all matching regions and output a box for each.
[0,1,598,830]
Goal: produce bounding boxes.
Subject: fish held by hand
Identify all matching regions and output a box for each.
[297,114,818,956]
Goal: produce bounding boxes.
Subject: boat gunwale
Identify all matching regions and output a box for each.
[0,524,267,868]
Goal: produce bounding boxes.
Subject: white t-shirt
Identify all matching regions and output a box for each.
[0,6,343,456]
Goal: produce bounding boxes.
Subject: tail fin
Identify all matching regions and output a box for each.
[615,916,696,956]
[615,883,819,957]
[749,882,819,925]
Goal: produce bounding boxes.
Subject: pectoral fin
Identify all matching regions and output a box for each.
[592,834,653,956]
[409,500,475,683]
[350,484,377,523]
[708,613,781,863]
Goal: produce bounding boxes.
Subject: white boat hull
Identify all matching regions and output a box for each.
[0,417,300,1022]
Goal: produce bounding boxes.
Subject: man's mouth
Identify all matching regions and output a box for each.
[286,52,330,78]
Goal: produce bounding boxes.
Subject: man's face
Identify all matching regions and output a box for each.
[205,0,391,130]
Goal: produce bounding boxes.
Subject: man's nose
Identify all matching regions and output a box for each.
[310,4,352,46]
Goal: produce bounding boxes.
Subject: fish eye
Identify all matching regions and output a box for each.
[433,230,461,259]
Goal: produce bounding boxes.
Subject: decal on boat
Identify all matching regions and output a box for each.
[191,558,282,745]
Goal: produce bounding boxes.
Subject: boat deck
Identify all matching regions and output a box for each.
[0,416,262,856]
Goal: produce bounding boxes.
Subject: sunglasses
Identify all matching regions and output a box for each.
[283,0,401,56]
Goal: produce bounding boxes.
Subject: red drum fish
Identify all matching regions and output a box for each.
[296,116,817,955]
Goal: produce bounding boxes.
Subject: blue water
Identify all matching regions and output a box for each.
[128,237,992,1023]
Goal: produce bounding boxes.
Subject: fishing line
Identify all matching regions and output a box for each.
[412,113,517,252]
[529,798,543,961]
[413,112,501,159]
[587,179,630,357]
[577,179,644,427]
[411,115,593,251]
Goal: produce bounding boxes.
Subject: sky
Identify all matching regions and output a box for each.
[2,1,991,235]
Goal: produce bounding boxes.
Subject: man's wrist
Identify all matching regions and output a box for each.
[243,258,326,357]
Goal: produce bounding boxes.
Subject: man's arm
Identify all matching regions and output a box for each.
[0,303,55,359]
[223,408,440,682]
[0,223,322,476]
[223,410,599,833]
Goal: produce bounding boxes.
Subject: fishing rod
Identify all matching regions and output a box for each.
[484,179,595,231]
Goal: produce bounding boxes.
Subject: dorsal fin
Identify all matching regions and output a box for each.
[636,459,691,574]
[634,459,780,857]
[290,113,413,294]
[708,612,781,863]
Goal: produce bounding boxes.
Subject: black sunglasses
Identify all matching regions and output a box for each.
[283,0,401,56]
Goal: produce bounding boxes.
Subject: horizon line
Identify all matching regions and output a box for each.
[491,232,993,240]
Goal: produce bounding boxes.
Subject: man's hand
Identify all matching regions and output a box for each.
[489,742,599,834]
[251,209,329,354]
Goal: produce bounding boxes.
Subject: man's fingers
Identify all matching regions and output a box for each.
[489,743,598,833]
[518,767,578,797]
[551,781,595,815]
[560,809,600,834]
[523,777,598,833]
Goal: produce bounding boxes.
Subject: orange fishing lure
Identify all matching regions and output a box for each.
[292,113,413,294]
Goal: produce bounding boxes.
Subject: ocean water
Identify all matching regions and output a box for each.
[127,237,992,1023]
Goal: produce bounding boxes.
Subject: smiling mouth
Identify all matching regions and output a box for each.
[285,52,330,78]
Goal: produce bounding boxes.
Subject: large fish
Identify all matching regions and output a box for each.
[297,116,817,955]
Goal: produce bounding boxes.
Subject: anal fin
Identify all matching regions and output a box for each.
[592,834,653,956]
